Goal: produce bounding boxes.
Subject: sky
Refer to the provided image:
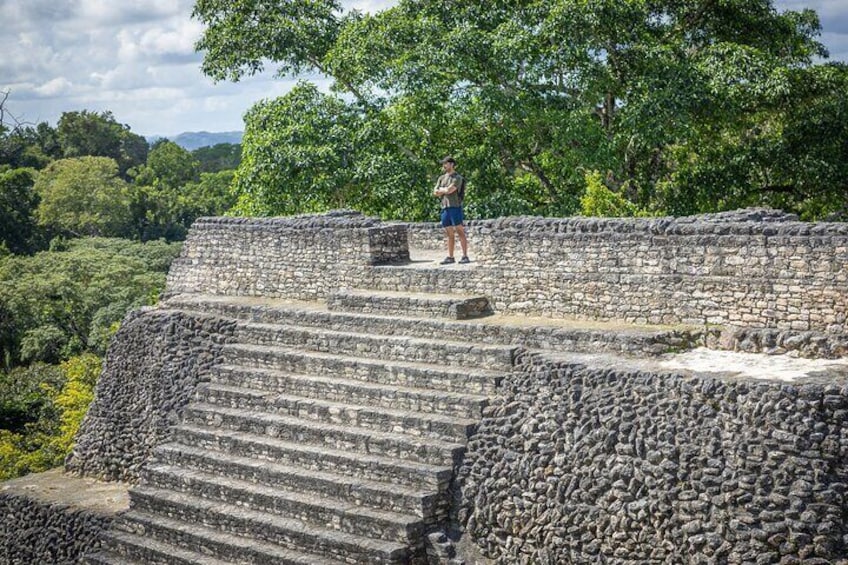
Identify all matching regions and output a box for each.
[1,0,846,138]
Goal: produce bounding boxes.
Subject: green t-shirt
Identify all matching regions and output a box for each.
[435,172,463,209]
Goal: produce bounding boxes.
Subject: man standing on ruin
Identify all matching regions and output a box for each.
[432,156,470,265]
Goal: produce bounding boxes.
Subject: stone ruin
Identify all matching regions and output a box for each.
[2,208,848,564]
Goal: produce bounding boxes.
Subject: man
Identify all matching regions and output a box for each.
[432,156,470,264]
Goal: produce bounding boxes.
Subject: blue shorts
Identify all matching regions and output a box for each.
[441,207,464,227]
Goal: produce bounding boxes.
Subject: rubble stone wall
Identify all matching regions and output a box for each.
[164,211,409,300]
[167,209,848,333]
[404,209,848,332]
[458,351,848,564]
[0,492,111,565]
[65,308,236,483]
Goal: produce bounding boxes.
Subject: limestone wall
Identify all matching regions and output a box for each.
[164,210,408,299]
[65,308,236,482]
[165,209,848,333]
[0,492,112,565]
[458,351,848,564]
[405,209,848,332]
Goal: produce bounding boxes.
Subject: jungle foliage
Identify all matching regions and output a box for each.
[0,90,238,481]
[0,238,180,480]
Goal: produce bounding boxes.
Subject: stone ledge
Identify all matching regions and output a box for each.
[163,294,704,358]
[328,288,492,320]
[0,468,128,565]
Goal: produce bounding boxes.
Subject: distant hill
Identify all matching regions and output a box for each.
[147,131,243,151]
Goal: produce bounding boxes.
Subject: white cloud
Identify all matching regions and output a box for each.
[0,0,846,138]
[34,77,74,97]
[138,20,203,57]
[77,0,183,26]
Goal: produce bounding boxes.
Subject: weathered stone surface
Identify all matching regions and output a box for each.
[164,210,409,300]
[8,208,848,565]
[0,490,113,565]
[457,351,848,564]
[65,307,237,482]
[401,208,848,333]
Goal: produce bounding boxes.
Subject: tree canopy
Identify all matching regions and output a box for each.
[57,111,149,177]
[194,0,848,220]
[33,156,132,238]
[0,168,40,254]
[0,237,181,366]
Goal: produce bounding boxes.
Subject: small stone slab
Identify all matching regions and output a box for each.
[327,289,492,320]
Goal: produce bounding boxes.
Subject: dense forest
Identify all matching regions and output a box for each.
[0,105,240,479]
[3,0,848,480]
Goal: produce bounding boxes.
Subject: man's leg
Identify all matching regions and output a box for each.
[456,225,468,258]
[445,226,456,257]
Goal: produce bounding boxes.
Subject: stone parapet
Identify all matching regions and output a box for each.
[397,209,848,332]
[164,210,409,300]
[163,209,848,332]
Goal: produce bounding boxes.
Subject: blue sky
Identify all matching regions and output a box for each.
[1,0,845,138]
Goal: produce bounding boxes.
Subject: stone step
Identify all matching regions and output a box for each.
[218,343,502,395]
[169,425,452,489]
[206,367,488,424]
[163,296,698,357]
[136,468,423,544]
[233,321,517,370]
[108,510,353,564]
[153,442,443,518]
[182,404,465,467]
[84,550,145,565]
[95,529,236,565]
[199,380,478,442]
[326,288,492,320]
[117,490,412,564]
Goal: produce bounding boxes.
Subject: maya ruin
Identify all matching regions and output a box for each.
[2,207,848,564]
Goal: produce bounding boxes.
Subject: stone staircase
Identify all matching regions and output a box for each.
[86,289,513,564]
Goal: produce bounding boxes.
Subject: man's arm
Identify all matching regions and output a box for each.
[434,175,459,196]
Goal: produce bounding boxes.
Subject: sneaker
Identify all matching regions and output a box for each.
[459,256,471,264]
[440,256,455,265]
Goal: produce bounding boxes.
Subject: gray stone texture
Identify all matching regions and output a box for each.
[65,307,236,482]
[402,210,848,332]
[0,492,111,565]
[164,210,409,300]
[457,350,848,564]
[166,208,848,334]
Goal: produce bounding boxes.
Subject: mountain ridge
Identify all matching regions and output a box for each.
[146,131,243,151]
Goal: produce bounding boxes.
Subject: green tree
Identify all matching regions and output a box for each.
[0,168,40,254]
[57,110,149,177]
[0,362,64,480]
[130,140,207,240]
[0,237,181,366]
[0,363,63,433]
[34,156,132,238]
[193,142,242,173]
[0,355,101,480]
[580,170,644,217]
[0,122,61,170]
[233,82,361,215]
[182,170,238,219]
[46,354,101,461]
[194,0,847,219]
